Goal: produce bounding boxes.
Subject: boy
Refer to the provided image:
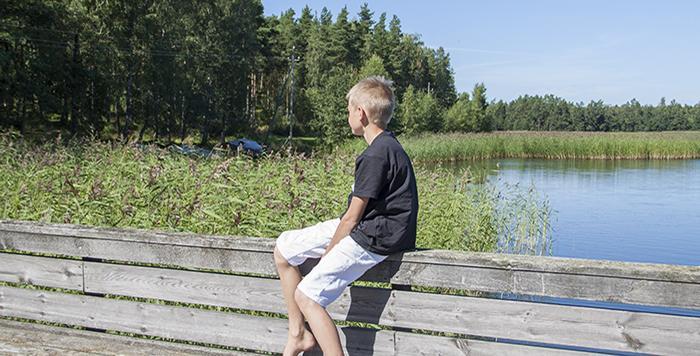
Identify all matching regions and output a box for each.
[273,76,418,356]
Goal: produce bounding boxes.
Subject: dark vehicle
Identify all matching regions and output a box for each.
[228,138,263,156]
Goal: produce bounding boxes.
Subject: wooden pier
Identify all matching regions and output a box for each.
[1,219,698,354]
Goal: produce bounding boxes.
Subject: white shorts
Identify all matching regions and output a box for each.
[275,218,388,308]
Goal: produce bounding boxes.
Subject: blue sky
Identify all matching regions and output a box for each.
[262,1,699,105]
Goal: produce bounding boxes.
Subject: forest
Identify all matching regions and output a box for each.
[2,0,698,145]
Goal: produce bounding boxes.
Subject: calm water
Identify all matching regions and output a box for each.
[434,159,700,266]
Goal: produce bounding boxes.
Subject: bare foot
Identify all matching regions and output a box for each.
[282,328,317,356]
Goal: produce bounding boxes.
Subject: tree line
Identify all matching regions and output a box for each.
[487,96,700,132]
[1,1,698,146]
[0,1,456,144]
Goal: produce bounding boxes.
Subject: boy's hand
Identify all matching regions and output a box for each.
[322,196,369,258]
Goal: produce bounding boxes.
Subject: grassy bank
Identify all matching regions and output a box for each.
[340,131,700,161]
[0,131,551,254]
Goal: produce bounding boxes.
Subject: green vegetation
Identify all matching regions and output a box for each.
[338,131,700,161]
[417,169,552,255]
[0,131,551,255]
[3,1,698,150]
[0,1,456,144]
[4,129,696,257]
[489,96,700,132]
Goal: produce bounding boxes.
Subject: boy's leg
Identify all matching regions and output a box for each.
[273,247,315,355]
[274,219,341,355]
[294,236,388,355]
[294,288,342,355]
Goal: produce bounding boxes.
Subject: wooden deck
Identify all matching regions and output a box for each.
[1,219,699,355]
[0,318,250,355]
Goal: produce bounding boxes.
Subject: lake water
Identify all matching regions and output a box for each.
[434,159,700,266]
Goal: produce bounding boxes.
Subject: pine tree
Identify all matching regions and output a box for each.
[355,3,374,62]
[333,6,357,67]
[306,66,354,144]
[444,93,471,132]
[430,47,457,108]
[358,55,389,80]
[400,85,442,135]
[470,83,490,132]
[305,7,334,88]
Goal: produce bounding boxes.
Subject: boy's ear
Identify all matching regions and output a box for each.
[359,107,370,126]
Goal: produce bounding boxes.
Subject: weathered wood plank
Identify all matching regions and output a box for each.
[0,219,276,251]
[305,332,596,356]
[82,261,700,355]
[0,226,277,275]
[512,270,699,310]
[83,261,282,311]
[379,259,700,309]
[394,248,700,283]
[2,219,700,309]
[0,285,395,355]
[0,252,83,290]
[392,332,593,356]
[0,286,596,355]
[0,318,247,355]
[383,289,700,355]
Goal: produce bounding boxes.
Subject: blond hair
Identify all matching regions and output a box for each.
[346,76,395,129]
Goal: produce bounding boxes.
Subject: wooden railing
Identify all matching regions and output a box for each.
[1,219,699,355]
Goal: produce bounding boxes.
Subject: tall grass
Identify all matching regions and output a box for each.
[417,168,552,255]
[340,131,700,162]
[0,130,552,254]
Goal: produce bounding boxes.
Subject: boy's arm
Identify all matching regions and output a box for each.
[322,196,369,258]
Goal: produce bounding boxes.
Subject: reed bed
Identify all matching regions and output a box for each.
[340,131,700,162]
[0,131,551,254]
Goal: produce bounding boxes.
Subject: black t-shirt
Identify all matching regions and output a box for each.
[342,131,419,255]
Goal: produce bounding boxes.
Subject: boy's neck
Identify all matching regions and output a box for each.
[363,125,385,146]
